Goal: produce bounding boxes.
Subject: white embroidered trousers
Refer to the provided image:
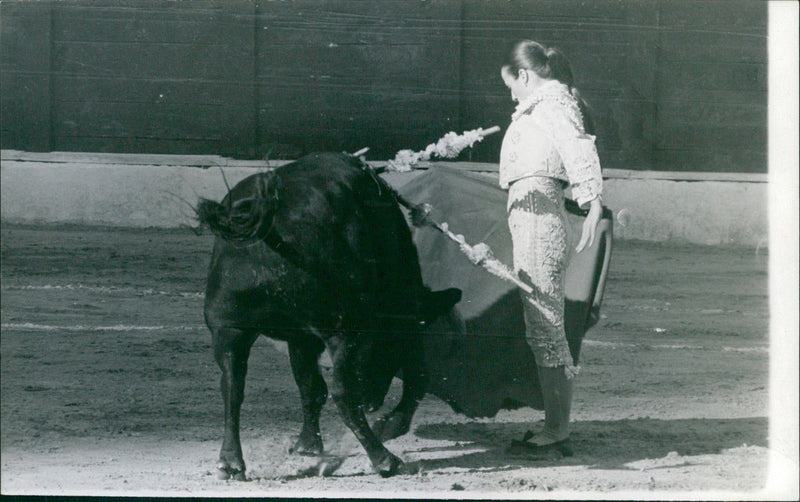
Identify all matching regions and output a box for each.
[507,176,577,372]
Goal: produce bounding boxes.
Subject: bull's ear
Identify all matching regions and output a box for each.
[440,287,462,307]
[231,198,255,214]
[421,287,462,324]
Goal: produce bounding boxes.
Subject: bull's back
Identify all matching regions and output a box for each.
[267,153,427,316]
[202,152,428,333]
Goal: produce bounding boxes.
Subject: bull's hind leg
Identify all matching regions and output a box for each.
[328,338,405,477]
[372,338,426,442]
[288,337,327,455]
[213,327,258,480]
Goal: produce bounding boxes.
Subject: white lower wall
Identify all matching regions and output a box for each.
[0,161,259,228]
[602,178,767,246]
[1,152,767,246]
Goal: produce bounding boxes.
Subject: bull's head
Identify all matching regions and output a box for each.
[196,174,279,242]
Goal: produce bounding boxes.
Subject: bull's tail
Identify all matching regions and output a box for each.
[196,176,275,242]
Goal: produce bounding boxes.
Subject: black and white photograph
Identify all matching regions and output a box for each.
[1,0,797,498]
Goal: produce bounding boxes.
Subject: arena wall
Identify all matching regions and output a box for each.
[0,151,767,247]
[1,0,766,173]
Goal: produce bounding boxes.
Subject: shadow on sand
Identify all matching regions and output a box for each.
[408,417,767,472]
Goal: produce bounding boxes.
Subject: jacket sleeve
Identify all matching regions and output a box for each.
[535,101,603,207]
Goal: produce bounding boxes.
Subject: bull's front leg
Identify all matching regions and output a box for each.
[288,338,327,455]
[327,338,404,477]
[213,327,257,481]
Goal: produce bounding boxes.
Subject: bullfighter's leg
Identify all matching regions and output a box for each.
[327,337,405,477]
[213,327,258,480]
[372,338,426,442]
[288,337,327,455]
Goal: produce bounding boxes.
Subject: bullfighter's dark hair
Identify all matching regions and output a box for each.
[503,39,596,135]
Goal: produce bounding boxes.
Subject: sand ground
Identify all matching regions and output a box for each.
[0,225,783,498]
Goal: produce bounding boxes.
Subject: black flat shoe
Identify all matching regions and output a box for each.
[506,437,573,458]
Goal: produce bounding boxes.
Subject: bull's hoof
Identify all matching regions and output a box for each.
[317,455,346,477]
[290,437,324,456]
[372,413,411,442]
[397,460,421,476]
[372,452,405,478]
[289,429,324,456]
[217,468,247,481]
[216,457,247,481]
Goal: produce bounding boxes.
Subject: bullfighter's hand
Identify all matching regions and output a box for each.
[576,196,602,253]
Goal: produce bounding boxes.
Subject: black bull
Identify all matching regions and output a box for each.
[198,152,462,478]
[197,152,613,479]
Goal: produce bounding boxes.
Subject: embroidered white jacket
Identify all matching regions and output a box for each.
[498,80,603,207]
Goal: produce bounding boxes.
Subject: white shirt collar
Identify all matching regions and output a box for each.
[511,80,570,121]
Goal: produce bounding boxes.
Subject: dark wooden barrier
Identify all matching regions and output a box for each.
[0,0,766,172]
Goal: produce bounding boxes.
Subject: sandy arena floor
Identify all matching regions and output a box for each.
[0,224,787,498]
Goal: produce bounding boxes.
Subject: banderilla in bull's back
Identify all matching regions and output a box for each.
[355,125,533,295]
